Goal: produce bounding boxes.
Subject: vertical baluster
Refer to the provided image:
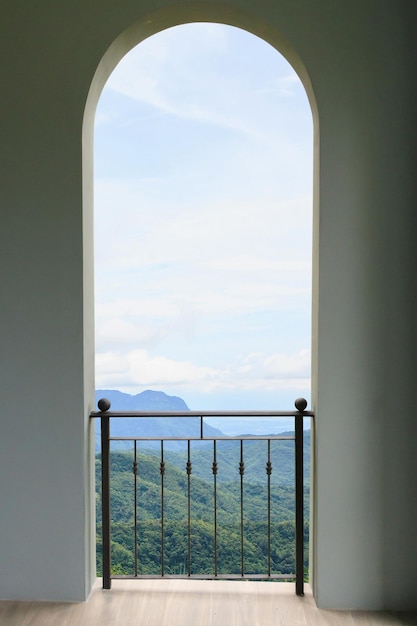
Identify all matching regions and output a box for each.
[266,439,272,577]
[133,440,138,577]
[239,440,245,577]
[212,440,218,577]
[160,440,165,576]
[186,440,192,576]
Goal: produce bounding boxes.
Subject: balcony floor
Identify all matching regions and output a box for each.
[0,580,416,626]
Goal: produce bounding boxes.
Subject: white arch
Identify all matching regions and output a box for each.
[86,4,318,116]
[83,2,319,596]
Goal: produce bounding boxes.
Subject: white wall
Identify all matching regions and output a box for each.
[0,0,416,608]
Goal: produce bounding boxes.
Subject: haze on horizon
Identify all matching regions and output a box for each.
[94,23,313,411]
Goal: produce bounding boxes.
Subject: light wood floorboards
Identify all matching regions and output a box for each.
[0,580,416,626]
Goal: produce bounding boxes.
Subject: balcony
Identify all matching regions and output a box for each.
[92,398,311,595]
[1,401,416,622]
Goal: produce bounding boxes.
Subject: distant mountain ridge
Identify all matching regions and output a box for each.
[95,389,189,412]
[94,389,224,450]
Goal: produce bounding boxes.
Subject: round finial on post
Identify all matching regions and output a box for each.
[295,397,307,412]
[98,398,111,412]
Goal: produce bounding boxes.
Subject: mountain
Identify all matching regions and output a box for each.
[94,389,224,451]
[95,389,189,412]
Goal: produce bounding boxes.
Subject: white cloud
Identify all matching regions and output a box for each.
[254,73,302,98]
[205,255,310,273]
[95,348,311,395]
[238,350,311,379]
[94,181,312,271]
[94,278,309,337]
[95,349,219,390]
[106,28,252,134]
[104,23,309,140]
[94,111,114,127]
[95,318,166,349]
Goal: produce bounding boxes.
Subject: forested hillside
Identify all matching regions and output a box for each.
[95,437,309,578]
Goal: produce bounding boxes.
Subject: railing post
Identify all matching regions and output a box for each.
[99,399,112,589]
[294,397,306,596]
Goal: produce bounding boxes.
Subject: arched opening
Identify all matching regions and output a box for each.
[94,23,313,413]
[83,6,318,596]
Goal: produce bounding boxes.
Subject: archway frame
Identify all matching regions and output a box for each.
[83,0,319,596]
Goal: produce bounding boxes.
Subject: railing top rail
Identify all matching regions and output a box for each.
[90,409,314,419]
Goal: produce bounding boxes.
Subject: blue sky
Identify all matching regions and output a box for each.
[94,23,313,411]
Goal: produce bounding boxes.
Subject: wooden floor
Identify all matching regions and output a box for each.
[0,580,416,626]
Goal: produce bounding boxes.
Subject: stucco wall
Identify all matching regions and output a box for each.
[0,0,416,608]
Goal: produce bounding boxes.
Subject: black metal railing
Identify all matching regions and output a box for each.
[91,398,313,595]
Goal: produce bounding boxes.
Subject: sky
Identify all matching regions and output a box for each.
[94,23,313,412]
